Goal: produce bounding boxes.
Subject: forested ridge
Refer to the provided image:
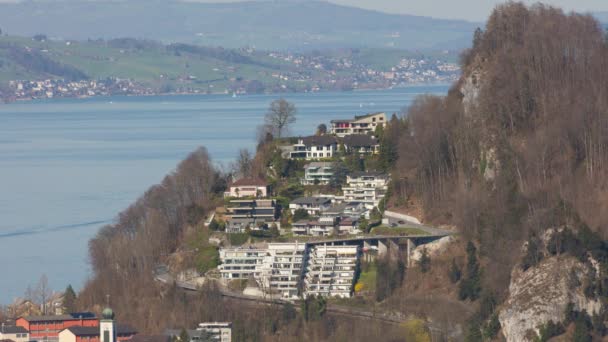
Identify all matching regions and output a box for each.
[395,2,608,289]
[76,2,608,341]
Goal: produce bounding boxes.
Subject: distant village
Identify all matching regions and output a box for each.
[2,53,460,101]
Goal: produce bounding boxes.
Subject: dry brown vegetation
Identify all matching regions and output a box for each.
[392,2,608,296]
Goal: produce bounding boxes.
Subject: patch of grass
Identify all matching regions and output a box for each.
[227,279,248,292]
[355,261,377,294]
[370,226,427,236]
[228,233,249,246]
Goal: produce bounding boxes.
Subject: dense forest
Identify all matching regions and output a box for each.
[394,1,608,290]
[74,2,608,341]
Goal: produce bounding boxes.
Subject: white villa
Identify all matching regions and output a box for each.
[285,135,338,160]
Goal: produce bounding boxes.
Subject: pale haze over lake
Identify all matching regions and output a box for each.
[0,85,448,303]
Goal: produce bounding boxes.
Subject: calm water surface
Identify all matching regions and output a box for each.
[0,85,448,303]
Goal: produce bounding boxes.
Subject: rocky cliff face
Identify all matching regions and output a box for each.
[498,248,601,341]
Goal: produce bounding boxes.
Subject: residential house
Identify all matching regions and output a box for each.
[286,136,338,160]
[304,245,359,298]
[218,246,267,280]
[301,162,333,185]
[342,134,380,155]
[196,323,232,342]
[225,199,277,233]
[224,178,268,198]
[342,172,389,210]
[289,197,332,216]
[337,217,361,235]
[330,112,387,137]
[320,202,366,222]
[0,325,29,342]
[290,219,334,236]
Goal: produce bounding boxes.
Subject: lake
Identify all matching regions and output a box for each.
[0,85,448,304]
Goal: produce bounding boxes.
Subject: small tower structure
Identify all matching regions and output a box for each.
[99,296,116,342]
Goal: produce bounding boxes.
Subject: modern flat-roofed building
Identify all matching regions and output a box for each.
[286,136,338,160]
[342,172,389,210]
[218,246,267,280]
[304,244,359,298]
[330,112,387,137]
[226,199,276,221]
[197,323,232,342]
[301,162,333,185]
[259,243,306,299]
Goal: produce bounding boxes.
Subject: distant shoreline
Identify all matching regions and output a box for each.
[2,82,453,105]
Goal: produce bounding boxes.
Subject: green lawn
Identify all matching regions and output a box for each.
[370,226,427,236]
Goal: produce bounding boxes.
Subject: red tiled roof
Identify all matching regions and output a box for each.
[231,178,267,187]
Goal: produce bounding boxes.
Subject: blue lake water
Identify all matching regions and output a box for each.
[0,85,448,304]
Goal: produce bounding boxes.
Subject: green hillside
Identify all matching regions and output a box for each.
[0,35,462,98]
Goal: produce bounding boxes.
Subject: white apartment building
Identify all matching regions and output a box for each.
[343,172,389,210]
[304,244,359,298]
[197,322,232,342]
[330,112,387,137]
[218,246,267,279]
[259,243,306,299]
[287,135,338,160]
[301,162,334,185]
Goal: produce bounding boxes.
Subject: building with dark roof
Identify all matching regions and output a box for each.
[342,134,380,154]
[0,325,28,342]
[289,197,332,216]
[59,325,137,342]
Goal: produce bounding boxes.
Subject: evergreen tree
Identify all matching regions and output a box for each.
[63,284,77,313]
[448,258,462,283]
[179,328,190,342]
[418,247,431,273]
[459,241,482,300]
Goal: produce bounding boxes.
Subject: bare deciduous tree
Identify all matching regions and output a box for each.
[264,98,296,139]
[36,274,52,315]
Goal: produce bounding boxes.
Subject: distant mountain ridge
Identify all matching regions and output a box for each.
[0,0,478,50]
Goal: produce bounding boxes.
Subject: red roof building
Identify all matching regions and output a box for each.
[16,313,98,340]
